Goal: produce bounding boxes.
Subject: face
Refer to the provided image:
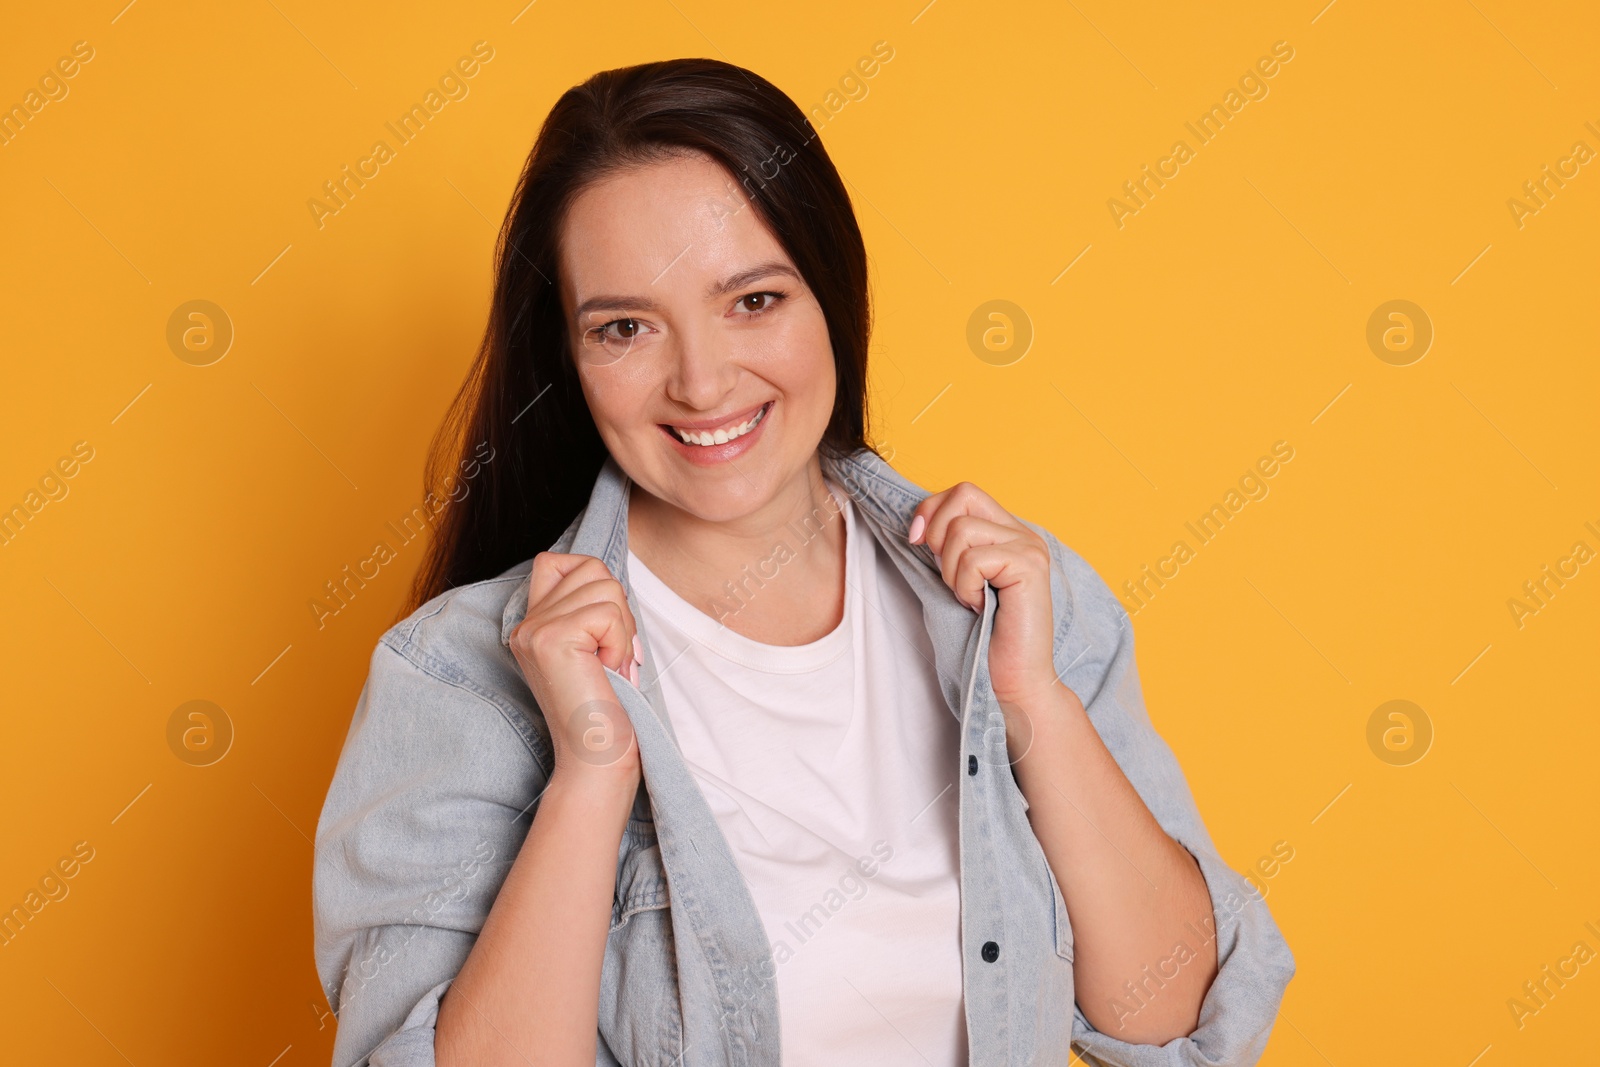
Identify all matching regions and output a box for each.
[557,152,837,525]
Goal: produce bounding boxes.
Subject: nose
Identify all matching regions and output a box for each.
[663,318,739,413]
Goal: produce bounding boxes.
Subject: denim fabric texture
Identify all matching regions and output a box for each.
[312,447,1295,1067]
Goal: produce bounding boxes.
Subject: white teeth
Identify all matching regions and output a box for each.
[672,403,768,446]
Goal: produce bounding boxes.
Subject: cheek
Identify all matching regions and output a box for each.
[579,355,654,410]
[574,367,624,434]
[801,318,838,409]
[753,310,835,401]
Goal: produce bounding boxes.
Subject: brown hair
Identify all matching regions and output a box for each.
[403,57,875,616]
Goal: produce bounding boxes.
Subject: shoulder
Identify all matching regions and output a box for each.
[314,561,554,1022]
[355,557,550,768]
[381,558,532,676]
[1006,513,1142,717]
[1014,514,1131,647]
[858,449,1132,659]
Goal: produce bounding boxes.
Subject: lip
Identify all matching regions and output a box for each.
[658,400,773,466]
[661,401,770,432]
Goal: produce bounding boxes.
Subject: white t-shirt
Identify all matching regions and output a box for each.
[626,481,968,1065]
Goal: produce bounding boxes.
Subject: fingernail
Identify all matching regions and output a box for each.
[632,634,643,665]
[908,514,925,544]
[629,659,639,686]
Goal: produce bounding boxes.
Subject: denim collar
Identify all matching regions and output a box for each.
[489,448,999,1063]
[497,447,986,728]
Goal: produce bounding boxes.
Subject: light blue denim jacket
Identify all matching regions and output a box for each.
[313,447,1295,1067]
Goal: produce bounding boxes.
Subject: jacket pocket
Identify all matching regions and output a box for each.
[611,822,670,931]
[602,826,683,1064]
[1046,863,1074,962]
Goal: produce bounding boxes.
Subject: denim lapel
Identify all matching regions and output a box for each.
[499,449,988,728]
[494,448,994,1065]
[499,453,780,1065]
[824,448,989,728]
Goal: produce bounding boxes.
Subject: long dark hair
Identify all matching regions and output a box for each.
[402,57,875,616]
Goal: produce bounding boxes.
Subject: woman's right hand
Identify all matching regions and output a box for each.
[439,552,643,1067]
[509,552,643,787]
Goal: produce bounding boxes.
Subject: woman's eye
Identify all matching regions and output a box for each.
[735,291,785,315]
[590,318,647,345]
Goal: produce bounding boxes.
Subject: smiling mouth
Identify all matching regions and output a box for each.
[661,401,772,447]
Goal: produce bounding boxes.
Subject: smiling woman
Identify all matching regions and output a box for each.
[559,156,843,544]
[311,57,1294,1067]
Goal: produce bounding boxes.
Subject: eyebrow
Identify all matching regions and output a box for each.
[572,260,802,321]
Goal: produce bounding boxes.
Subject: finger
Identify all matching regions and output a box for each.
[539,577,637,671]
[531,556,629,633]
[937,514,1030,602]
[536,555,618,611]
[907,487,952,546]
[556,598,633,674]
[516,558,638,676]
[947,541,1041,612]
[910,482,1020,556]
[527,552,603,613]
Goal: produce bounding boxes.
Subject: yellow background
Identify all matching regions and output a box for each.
[2,0,1597,1063]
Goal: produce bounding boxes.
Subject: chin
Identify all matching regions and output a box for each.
[629,452,792,523]
[668,465,784,521]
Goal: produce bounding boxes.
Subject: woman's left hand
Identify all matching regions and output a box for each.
[908,482,1060,710]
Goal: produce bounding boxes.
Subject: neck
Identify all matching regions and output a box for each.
[626,454,849,644]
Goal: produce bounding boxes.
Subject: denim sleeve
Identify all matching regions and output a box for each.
[1039,532,1297,1067]
[313,635,552,1067]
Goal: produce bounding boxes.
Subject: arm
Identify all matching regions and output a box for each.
[435,769,635,1065]
[314,611,638,1067]
[1039,534,1296,1066]
[915,483,1209,1036]
[313,636,554,1067]
[1006,682,1217,1042]
[434,550,645,1066]
[904,482,1294,1066]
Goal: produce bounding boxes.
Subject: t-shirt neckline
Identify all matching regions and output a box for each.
[626,481,855,674]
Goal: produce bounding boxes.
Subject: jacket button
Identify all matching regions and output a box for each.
[967,754,978,776]
[981,941,999,963]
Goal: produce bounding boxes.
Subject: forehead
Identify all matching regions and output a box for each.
[558,152,789,308]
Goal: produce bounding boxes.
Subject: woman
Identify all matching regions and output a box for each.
[312,58,1294,1067]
